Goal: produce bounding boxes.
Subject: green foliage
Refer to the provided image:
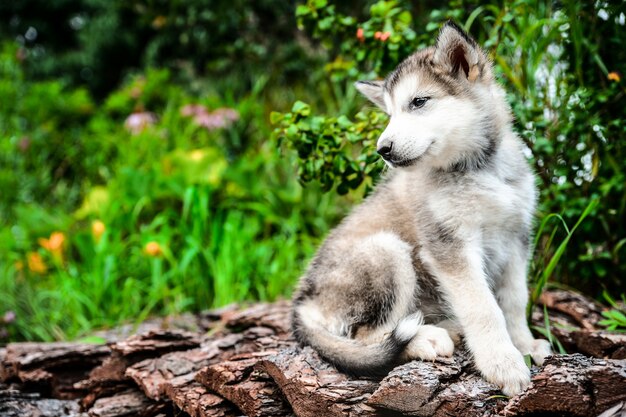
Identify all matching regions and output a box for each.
[0,43,339,341]
[272,101,386,194]
[527,198,599,317]
[273,0,626,298]
[599,292,626,331]
[0,0,315,98]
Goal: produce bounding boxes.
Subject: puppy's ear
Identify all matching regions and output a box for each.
[433,21,486,82]
[355,80,387,111]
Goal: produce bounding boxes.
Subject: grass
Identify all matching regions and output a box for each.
[1,186,336,341]
[527,198,599,318]
[0,62,344,341]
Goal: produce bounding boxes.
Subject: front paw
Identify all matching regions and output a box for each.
[475,345,530,397]
[529,338,552,366]
[403,325,455,361]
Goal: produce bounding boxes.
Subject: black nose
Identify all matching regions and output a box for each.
[377,143,393,159]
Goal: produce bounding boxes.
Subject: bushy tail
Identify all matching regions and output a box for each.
[292,306,422,377]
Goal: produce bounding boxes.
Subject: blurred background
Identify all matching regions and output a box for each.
[0,0,624,342]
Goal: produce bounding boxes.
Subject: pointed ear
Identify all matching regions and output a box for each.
[433,21,486,82]
[355,80,387,111]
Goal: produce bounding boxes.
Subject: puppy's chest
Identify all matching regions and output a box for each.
[423,174,531,233]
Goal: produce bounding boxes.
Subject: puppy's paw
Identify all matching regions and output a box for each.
[404,325,454,361]
[529,338,552,366]
[476,344,531,397]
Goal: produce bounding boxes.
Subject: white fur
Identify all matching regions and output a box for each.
[395,311,424,342]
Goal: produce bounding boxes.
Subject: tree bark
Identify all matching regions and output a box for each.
[1,290,625,417]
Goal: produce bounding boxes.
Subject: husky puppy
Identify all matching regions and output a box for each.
[291,21,552,396]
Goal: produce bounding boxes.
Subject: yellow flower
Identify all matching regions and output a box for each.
[27,252,47,274]
[38,231,66,263]
[91,220,106,242]
[608,72,621,82]
[144,241,163,257]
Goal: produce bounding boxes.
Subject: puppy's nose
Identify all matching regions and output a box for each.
[377,142,393,159]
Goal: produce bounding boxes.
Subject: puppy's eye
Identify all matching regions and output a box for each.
[409,97,429,110]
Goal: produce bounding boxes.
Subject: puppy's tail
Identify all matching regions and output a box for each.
[292,304,422,377]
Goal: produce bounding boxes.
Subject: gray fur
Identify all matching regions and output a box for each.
[292,21,551,395]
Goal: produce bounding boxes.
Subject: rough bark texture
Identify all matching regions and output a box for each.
[0,383,86,417]
[1,290,625,417]
[257,346,379,417]
[503,354,626,416]
[367,352,507,417]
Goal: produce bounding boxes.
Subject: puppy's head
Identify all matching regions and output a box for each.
[357,21,506,171]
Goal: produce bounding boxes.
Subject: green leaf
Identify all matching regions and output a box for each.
[523,354,532,369]
[295,5,311,17]
[291,101,311,116]
[269,111,284,124]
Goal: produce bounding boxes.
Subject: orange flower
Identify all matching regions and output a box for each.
[144,241,163,257]
[91,220,106,242]
[356,28,364,42]
[38,232,65,263]
[608,72,621,82]
[374,31,382,39]
[379,31,390,42]
[27,252,47,274]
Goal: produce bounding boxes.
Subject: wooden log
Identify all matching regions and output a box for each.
[2,290,624,417]
[0,383,86,417]
[87,388,167,417]
[196,352,293,417]
[366,352,507,417]
[503,354,626,416]
[539,289,604,330]
[0,342,110,398]
[571,330,626,359]
[224,301,291,334]
[125,333,246,400]
[78,329,210,409]
[257,346,380,417]
[163,379,239,417]
[110,330,201,358]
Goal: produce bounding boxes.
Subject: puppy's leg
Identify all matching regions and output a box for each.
[422,239,530,397]
[348,231,419,338]
[341,232,455,362]
[496,241,552,365]
[293,231,422,375]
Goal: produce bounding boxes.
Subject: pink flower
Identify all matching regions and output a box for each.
[124,112,157,135]
[379,31,390,42]
[3,311,16,324]
[181,104,239,130]
[180,104,208,117]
